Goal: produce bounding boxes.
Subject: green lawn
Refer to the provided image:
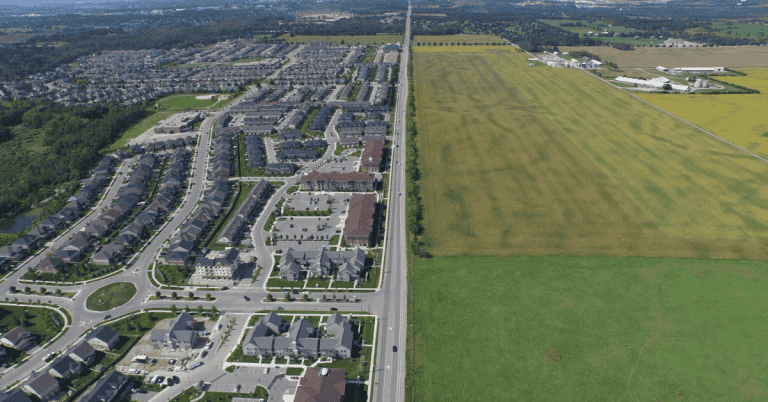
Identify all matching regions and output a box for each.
[85,282,137,311]
[410,256,768,401]
[286,367,304,376]
[103,110,175,153]
[108,312,176,336]
[168,387,202,402]
[156,264,194,286]
[197,388,268,402]
[0,306,65,346]
[157,94,222,110]
[22,261,121,283]
[318,346,371,380]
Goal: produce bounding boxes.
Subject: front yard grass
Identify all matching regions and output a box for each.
[0,306,66,346]
[156,264,194,286]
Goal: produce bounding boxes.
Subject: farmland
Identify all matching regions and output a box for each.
[540,19,663,46]
[278,34,402,45]
[560,45,768,68]
[635,68,768,158]
[412,46,768,259]
[410,256,768,401]
[413,34,504,45]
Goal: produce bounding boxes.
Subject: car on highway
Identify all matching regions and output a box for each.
[393,346,398,352]
[330,308,338,311]
[243,295,250,301]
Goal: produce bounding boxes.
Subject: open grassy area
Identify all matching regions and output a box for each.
[412,46,768,259]
[278,34,402,45]
[635,68,768,158]
[197,388,268,402]
[410,255,768,401]
[560,45,768,68]
[103,110,175,152]
[413,34,504,45]
[85,282,137,311]
[0,306,65,345]
[157,94,223,110]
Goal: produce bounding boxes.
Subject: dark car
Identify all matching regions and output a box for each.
[166,378,174,386]
[135,390,147,394]
[243,295,250,301]
[221,286,228,291]
[393,346,398,352]
[173,376,180,384]
[201,350,208,358]
[330,308,338,312]
[156,376,165,384]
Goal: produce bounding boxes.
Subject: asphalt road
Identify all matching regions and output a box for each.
[0,16,413,401]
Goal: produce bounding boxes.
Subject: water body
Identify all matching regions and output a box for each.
[0,215,37,234]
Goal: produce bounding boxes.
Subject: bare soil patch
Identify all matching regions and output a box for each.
[546,348,562,362]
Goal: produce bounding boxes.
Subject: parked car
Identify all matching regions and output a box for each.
[330,308,338,312]
[155,376,165,384]
[234,385,240,392]
[201,351,208,358]
[173,376,180,384]
[166,378,174,386]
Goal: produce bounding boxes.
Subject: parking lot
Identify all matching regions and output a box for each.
[273,215,339,243]
[315,155,358,173]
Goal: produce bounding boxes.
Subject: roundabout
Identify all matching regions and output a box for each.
[86,281,138,311]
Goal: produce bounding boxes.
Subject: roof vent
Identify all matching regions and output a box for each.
[320,368,329,376]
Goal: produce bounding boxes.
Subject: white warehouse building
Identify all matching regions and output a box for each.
[615,76,690,92]
[673,67,725,73]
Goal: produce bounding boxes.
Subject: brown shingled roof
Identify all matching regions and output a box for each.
[294,367,346,402]
[360,139,384,167]
[344,194,376,238]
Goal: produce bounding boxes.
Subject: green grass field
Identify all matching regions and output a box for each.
[157,94,223,110]
[412,46,768,259]
[411,256,768,401]
[561,45,768,68]
[86,282,137,311]
[413,34,504,45]
[0,306,65,344]
[635,68,768,159]
[103,110,175,152]
[279,34,402,45]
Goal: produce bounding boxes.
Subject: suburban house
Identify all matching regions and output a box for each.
[68,341,96,365]
[279,248,366,282]
[48,356,82,379]
[360,139,384,173]
[1,326,35,350]
[300,171,375,192]
[79,371,128,402]
[294,368,347,402]
[0,246,26,262]
[150,312,198,350]
[0,389,32,402]
[37,258,67,274]
[242,313,353,360]
[194,248,240,278]
[343,194,377,248]
[87,327,119,350]
[24,373,60,401]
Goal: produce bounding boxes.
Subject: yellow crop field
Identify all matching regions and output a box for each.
[560,45,768,67]
[413,34,505,45]
[413,46,768,259]
[278,34,402,45]
[635,69,768,158]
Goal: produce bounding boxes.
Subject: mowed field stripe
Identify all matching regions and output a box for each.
[413,47,768,259]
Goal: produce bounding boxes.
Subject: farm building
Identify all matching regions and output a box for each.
[673,67,725,73]
[615,76,690,92]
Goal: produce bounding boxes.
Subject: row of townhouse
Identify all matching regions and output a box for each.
[211,129,235,180]
[336,120,387,137]
[300,171,376,192]
[130,136,193,155]
[278,247,366,282]
[215,180,271,246]
[45,154,156,269]
[287,104,313,130]
[243,313,354,360]
[245,134,267,168]
[165,179,231,265]
[0,155,119,266]
[309,105,333,132]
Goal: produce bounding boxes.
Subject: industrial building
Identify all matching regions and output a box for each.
[615,76,690,92]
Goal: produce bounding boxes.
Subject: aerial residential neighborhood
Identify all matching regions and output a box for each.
[0,0,767,401]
